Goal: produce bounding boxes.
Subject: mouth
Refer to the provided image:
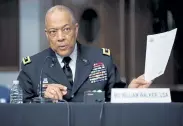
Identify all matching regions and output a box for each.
[58,45,68,50]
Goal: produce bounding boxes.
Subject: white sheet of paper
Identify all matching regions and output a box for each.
[144,28,177,81]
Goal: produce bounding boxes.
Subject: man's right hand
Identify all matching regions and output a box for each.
[43,84,67,101]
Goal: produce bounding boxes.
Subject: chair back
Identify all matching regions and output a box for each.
[0,85,10,103]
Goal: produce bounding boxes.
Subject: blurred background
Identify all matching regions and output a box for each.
[0,0,183,93]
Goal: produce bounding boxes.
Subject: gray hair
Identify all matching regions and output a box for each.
[45,5,77,26]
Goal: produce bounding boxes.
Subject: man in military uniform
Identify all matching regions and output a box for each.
[18,5,151,103]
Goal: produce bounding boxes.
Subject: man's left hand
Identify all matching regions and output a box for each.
[128,75,152,88]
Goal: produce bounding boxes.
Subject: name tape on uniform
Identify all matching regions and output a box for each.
[111,88,171,103]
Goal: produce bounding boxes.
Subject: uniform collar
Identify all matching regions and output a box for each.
[48,42,89,65]
[55,43,77,63]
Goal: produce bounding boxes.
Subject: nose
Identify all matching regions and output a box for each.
[57,30,65,41]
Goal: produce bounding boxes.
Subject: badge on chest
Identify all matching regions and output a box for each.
[42,78,48,83]
[89,62,107,83]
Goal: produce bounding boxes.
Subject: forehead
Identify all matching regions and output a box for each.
[46,10,73,29]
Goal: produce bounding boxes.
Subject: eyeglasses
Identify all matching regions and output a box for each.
[45,25,74,37]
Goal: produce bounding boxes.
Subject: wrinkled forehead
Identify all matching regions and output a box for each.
[45,10,73,29]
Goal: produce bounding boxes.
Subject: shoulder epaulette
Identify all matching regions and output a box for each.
[22,56,31,65]
[102,48,110,56]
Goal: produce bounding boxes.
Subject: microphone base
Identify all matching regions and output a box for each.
[31,97,53,103]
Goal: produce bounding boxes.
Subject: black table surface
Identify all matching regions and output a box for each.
[0,103,183,126]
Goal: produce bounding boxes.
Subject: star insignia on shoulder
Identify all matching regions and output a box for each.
[22,56,31,65]
[102,48,110,56]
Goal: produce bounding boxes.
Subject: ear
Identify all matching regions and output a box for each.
[75,23,79,37]
[45,29,49,38]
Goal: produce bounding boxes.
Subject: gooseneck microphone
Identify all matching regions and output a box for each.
[37,56,71,126]
[39,56,56,97]
[32,56,56,103]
